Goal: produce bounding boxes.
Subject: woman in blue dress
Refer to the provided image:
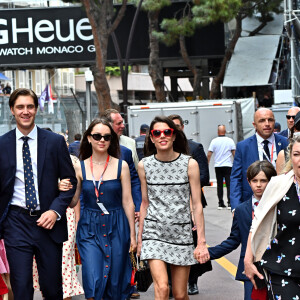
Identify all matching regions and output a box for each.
[70,118,136,300]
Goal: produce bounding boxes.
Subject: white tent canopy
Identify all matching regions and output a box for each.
[241,13,284,36]
[223,35,281,87]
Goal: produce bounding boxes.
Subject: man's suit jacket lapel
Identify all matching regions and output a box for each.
[249,135,259,162]
[37,127,47,187]
[274,134,285,154]
[6,129,16,170]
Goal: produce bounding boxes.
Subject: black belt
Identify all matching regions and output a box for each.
[10,205,42,217]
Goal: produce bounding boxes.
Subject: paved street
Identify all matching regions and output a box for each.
[35,186,244,300]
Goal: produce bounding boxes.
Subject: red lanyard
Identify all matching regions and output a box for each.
[90,155,110,201]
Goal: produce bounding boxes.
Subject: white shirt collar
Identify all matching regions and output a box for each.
[256,132,275,144]
[252,195,260,211]
[16,125,37,140]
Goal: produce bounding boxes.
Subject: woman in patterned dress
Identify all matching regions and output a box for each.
[244,136,300,299]
[137,116,209,300]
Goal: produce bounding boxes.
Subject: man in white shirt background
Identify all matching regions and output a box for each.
[207,125,235,210]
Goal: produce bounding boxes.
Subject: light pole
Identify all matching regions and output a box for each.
[85,69,94,126]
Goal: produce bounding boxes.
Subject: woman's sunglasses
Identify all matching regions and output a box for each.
[151,128,174,138]
[90,133,112,141]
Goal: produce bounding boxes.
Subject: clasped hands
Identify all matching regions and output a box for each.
[194,244,210,264]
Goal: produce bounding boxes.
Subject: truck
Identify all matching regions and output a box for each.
[127,98,256,182]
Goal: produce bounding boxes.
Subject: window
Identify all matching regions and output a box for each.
[28,71,33,90]
[18,71,26,88]
[63,72,68,94]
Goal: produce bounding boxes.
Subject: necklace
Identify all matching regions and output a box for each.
[92,157,111,165]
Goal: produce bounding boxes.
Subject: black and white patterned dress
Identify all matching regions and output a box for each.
[140,154,198,265]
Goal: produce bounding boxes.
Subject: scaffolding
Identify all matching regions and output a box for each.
[285,0,300,102]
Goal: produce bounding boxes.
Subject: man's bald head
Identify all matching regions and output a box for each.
[218,125,226,136]
[286,106,300,130]
[253,108,275,139]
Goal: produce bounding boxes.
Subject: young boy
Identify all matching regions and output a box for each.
[208,161,276,300]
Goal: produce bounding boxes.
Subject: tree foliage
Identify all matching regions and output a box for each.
[105,66,132,77]
[192,0,241,24]
[141,0,171,11]
[155,0,241,47]
[149,0,283,99]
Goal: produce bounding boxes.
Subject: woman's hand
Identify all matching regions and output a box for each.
[194,243,210,264]
[130,236,137,253]
[58,178,72,191]
[244,259,264,290]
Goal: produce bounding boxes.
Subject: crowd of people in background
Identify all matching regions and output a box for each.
[0,83,11,95]
[0,88,298,300]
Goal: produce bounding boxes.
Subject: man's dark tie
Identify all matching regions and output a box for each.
[22,136,37,211]
[262,140,270,161]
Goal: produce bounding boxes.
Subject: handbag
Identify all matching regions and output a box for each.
[134,257,153,292]
[253,262,267,290]
[130,251,137,286]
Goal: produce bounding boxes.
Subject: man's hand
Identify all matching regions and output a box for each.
[36,210,58,230]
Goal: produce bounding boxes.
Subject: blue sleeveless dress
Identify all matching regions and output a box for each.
[76,160,131,300]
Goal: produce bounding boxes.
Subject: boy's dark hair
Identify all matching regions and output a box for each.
[247,160,276,182]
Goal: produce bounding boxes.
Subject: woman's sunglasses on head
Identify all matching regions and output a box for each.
[151,128,174,138]
[90,133,112,141]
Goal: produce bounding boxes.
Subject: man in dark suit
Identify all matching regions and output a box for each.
[278,106,300,138]
[135,124,149,161]
[68,133,81,158]
[0,88,77,300]
[120,145,142,213]
[230,108,288,210]
[168,115,210,201]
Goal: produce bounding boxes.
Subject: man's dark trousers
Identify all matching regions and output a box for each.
[215,167,232,206]
[3,209,63,300]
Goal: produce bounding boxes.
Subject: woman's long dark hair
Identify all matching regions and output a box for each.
[79,118,120,160]
[144,115,189,157]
